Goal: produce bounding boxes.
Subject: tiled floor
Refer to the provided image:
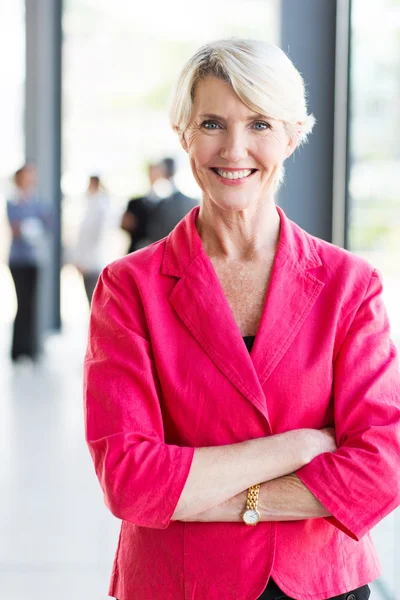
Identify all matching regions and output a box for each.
[0,266,398,599]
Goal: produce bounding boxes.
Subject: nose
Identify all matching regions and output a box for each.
[219,127,248,163]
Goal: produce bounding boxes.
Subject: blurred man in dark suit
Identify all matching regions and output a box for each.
[121,158,197,253]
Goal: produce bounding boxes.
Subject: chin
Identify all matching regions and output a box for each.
[208,191,261,213]
[219,201,253,213]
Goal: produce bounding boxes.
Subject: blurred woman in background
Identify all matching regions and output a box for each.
[6,163,51,362]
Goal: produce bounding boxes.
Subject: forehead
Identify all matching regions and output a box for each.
[192,76,255,119]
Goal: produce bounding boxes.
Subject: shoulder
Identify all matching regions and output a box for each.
[126,196,148,212]
[283,211,379,321]
[310,232,373,284]
[285,215,374,286]
[6,197,18,208]
[105,238,167,285]
[298,226,378,317]
[92,240,167,332]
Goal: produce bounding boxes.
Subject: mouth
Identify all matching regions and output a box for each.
[210,167,258,181]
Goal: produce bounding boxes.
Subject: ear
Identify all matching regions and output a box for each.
[284,136,296,159]
[180,133,188,153]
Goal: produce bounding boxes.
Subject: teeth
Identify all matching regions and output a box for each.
[215,169,252,180]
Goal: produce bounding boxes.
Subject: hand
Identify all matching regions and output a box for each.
[319,427,337,453]
[304,427,337,463]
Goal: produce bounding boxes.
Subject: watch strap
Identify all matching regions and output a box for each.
[246,484,261,510]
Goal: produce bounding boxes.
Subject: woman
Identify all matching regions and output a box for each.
[7,164,51,362]
[74,175,110,305]
[84,40,400,599]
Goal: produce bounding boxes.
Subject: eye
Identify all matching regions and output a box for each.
[201,120,222,130]
[253,121,271,131]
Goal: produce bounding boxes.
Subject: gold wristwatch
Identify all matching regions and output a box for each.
[241,484,261,526]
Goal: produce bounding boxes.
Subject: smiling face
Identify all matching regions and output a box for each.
[182,77,295,214]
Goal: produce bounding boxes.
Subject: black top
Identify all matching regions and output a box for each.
[243,335,256,353]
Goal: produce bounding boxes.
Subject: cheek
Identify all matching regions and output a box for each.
[256,137,288,169]
[189,136,220,168]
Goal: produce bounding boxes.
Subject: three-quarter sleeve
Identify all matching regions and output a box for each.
[296,269,400,540]
[84,266,195,529]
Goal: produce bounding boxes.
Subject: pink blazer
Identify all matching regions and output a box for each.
[84,206,400,600]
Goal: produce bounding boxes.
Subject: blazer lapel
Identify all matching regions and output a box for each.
[251,245,324,386]
[252,207,325,385]
[169,252,269,418]
[162,207,269,419]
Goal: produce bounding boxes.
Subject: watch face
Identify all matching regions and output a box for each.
[243,509,260,526]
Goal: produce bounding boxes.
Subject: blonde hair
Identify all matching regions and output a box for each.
[170,38,315,148]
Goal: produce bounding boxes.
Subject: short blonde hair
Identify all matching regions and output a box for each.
[170,38,315,148]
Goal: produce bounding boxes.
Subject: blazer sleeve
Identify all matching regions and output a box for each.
[84,265,194,529]
[296,269,400,540]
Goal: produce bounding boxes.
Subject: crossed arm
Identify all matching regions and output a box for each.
[172,428,335,523]
[185,474,330,522]
[87,267,400,537]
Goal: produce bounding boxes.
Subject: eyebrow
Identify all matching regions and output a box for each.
[199,112,271,122]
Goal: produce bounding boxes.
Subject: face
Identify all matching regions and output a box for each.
[16,165,36,192]
[88,177,100,192]
[182,77,295,214]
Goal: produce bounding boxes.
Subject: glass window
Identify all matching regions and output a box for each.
[349,2,400,597]
[349,0,400,343]
[0,2,25,184]
[0,1,25,323]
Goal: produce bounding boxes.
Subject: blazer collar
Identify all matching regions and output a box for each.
[161,206,324,424]
[161,206,322,278]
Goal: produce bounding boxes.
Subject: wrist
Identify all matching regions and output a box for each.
[185,490,246,522]
[241,484,261,526]
[296,429,324,465]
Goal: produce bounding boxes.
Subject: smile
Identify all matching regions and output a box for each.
[211,168,257,180]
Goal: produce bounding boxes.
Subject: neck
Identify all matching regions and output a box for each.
[16,187,31,202]
[197,197,280,261]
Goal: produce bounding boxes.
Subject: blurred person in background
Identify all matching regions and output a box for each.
[120,157,196,252]
[6,163,51,362]
[145,156,198,242]
[73,175,110,305]
[120,161,165,253]
[85,39,400,600]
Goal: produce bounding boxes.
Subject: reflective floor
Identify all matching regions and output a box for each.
[0,320,120,598]
[0,266,397,599]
